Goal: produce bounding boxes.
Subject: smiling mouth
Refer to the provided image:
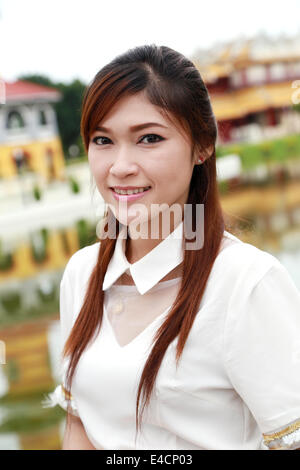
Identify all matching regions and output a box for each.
[111,186,151,195]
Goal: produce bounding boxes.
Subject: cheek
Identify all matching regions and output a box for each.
[88,152,107,182]
[154,148,193,183]
[87,149,97,172]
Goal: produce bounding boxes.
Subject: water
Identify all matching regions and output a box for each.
[277,249,300,291]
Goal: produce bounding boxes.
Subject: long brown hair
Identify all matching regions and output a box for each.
[63,44,227,436]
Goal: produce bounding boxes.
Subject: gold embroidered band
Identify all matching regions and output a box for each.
[263,419,300,445]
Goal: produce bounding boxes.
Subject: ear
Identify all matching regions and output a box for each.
[193,144,214,165]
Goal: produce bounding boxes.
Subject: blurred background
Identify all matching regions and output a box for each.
[0,0,300,450]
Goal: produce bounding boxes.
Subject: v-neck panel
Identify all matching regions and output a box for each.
[103,303,172,350]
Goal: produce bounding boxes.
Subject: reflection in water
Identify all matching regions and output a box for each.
[277,249,300,290]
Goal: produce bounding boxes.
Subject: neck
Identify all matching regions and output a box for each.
[125,211,182,264]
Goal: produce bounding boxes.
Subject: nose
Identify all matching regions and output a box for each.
[109,145,139,178]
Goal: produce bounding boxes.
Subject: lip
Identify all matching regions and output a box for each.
[110,187,151,202]
[110,186,151,190]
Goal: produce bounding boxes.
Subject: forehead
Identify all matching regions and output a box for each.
[100,92,170,127]
[96,92,191,144]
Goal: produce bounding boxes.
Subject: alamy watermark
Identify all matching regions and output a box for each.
[96,202,205,250]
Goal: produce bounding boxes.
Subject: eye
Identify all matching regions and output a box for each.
[139,134,165,144]
[91,134,165,146]
[92,136,112,145]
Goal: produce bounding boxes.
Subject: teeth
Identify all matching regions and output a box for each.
[113,186,150,195]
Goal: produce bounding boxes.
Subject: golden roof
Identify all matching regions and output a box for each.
[211,81,296,120]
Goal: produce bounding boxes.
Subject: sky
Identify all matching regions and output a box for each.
[1,0,300,85]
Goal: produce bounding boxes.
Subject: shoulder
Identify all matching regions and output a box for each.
[213,230,283,299]
[221,229,280,273]
[62,241,101,285]
[216,231,300,325]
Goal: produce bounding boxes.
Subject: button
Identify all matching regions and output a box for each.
[110,298,124,315]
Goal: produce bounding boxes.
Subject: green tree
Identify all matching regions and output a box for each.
[18,74,86,157]
[55,79,86,155]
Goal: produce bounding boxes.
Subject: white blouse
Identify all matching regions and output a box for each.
[43,222,300,450]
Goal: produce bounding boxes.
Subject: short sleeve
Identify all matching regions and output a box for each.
[41,269,80,418]
[224,259,300,450]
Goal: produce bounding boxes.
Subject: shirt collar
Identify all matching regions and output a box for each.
[102,221,184,295]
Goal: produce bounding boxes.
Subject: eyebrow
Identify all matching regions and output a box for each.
[94,122,169,133]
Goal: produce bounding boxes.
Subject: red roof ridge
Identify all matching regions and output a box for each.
[3,79,61,102]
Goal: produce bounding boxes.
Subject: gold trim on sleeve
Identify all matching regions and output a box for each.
[263,419,300,445]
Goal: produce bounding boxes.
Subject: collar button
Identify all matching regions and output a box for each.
[110,299,124,315]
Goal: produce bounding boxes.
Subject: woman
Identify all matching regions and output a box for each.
[43,44,300,450]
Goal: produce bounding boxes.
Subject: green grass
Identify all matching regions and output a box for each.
[0,296,59,327]
[0,390,65,434]
[216,133,300,170]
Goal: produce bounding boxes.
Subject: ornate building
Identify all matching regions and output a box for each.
[193,33,300,143]
[0,80,65,180]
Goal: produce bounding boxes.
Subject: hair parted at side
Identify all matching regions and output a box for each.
[63,43,227,439]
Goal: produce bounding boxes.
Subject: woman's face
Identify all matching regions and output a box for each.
[88,91,197,230]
